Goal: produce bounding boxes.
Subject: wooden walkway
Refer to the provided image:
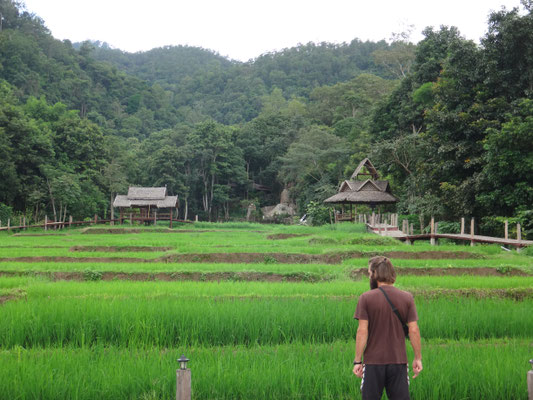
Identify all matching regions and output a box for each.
[368,224,532,249]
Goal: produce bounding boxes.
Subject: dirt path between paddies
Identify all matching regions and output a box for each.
[0,266,529,285]
[69,246,173,252]
[350,267,529,279]
[0,289,26,305]
[0,250,485,264]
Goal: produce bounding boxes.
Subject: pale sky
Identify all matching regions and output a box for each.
[23,0,523,62]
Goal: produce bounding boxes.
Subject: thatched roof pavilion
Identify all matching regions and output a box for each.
[113,187,178,225]
[113,187,178,209]
[324,158,397,221]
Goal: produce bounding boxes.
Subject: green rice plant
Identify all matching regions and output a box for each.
[1,296,532,348]
[0,340,529,399]
[3,277,533,301]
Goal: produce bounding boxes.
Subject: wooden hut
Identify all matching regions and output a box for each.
[324,158,397,222]
[113,187,178,226]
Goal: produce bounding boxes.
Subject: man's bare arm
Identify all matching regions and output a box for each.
[408,321,423,378]
[353,319,368,378]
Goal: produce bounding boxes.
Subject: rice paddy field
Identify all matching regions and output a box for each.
[0,222,532,399]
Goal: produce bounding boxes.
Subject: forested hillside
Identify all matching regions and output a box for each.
[0,0,531,236]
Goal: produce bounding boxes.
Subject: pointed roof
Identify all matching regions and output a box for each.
[324,158,397,206]
[350,158,379,180]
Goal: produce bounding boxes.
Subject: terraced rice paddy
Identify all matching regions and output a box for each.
[0,222,532,399]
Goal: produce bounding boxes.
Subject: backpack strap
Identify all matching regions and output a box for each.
[378,287,409,339]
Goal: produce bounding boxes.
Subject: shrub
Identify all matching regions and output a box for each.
[305,201,331,226]
[0,203,13,224]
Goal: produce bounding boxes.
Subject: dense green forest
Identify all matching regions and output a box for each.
[0,0,531,235]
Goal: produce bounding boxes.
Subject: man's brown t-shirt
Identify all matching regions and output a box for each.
[354,285,418,364]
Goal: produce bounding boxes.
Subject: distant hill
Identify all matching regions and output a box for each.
[79,39,392,124]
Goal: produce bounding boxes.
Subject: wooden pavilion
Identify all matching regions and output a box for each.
[113,187,178,226]
[323,158,397,222]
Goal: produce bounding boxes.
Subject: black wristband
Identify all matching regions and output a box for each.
[353,361,363,365]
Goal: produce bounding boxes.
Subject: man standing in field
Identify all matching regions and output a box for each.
[352,256,422,400]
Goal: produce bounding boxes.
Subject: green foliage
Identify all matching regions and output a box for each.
[305,201,331,226]
[0,203,13,222]
[83,269,102,281]
[0,0,532,226]
[437,221,460,234]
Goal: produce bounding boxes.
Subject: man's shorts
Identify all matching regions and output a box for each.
[360,364,410,400]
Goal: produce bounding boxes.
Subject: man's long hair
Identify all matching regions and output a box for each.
[369,256,396,284]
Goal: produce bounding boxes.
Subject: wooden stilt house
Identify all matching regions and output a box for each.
[113,187,178,226]
[324,158,397,222]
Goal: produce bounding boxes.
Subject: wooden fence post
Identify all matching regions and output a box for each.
[527,359,533,400]
[154,211,157,226]
[94,214,97,225]
[195,215,198,222]
[470,218,475,246]
[45,215,48,231]
[130,213,133,226]
[7,219,10,232]
[23,217,26,231]
[517,223,522,253]
[410,223,414,236]
[504,220,508,240]
[176,355,191,400]
[430,217,435,246]
[460,217,465,235]
[69,215,72,229]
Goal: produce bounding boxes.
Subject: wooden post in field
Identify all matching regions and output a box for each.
[154,211,157,226]
[527,359,533,400]
[504,220,508,240]
[430,217,435,246]
[410,224,414,236]
[176,355,191,400]
[461,217,465,235]
[517,223,522,253]
[470,218,475,246]
[23,217,26,231]
[69,215,72,229]
[170,208,173,229]
[130,213,133,226]
[45,215,48,231]
[195,215,198,222]
[94,214,97,225]
[7,218,10,232]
